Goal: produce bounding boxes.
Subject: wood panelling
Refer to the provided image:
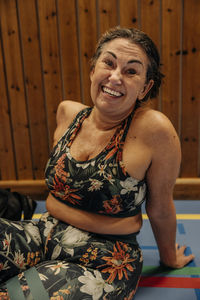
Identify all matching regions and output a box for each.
[57,0,81,101]
[0,0,199,198]
[119,0,138,28]
[0,0,33,179]
[140,0,161,110]
[181,0,200,177]
[18,0,49,178]
[77,0,97,106]
[37,0,63,147]
[161,0,182,133]
[98,0,118,36]
[0,26,16,179]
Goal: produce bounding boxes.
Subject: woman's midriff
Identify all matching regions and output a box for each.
[93,213,143,235]
[46,193,143,235]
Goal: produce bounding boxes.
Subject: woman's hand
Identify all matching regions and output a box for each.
[173,243,195,269]
[160,243,195,269]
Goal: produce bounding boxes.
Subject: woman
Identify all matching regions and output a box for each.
[0,27,194,299]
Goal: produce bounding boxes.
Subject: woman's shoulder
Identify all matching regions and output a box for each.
[133,107,179,145]
[53,100,88,146]
[56,100,88,126]
[135,107,177,131]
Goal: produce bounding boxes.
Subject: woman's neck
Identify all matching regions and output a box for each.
[89,106,133,131]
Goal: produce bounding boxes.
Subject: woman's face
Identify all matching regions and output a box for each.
[90,38,154,118]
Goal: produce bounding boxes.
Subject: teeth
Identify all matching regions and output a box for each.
[102,86,123,97]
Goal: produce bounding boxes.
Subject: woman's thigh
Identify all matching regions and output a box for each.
[37,212,143,299]
[0,217,43,283]
[0,254,142,300]
[0,213,143,299]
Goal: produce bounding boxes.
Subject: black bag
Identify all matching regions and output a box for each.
[0,188,37,220]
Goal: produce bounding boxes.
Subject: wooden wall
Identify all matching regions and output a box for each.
[0,0,200,199]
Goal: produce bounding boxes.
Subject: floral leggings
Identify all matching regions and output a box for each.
[0,212,143,300]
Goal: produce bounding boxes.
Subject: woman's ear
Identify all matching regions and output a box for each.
[138,79,154,100]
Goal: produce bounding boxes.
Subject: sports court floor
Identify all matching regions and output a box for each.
[34,200,200,299]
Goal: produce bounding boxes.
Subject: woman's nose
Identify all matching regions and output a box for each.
[109,68,122,84]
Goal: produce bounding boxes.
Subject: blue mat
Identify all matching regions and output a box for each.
[135,200,200,299]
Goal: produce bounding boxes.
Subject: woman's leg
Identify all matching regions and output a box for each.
[38,212,143,299]
[0,213,142,299]
[0,217,44,283]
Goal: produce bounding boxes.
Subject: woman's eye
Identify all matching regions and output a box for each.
[104,59,113,67]
[127,69,136,75]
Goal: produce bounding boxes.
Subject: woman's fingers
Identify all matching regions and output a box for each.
[175,244,195,268]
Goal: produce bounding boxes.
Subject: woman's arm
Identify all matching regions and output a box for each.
[53,100,86,147]
[145,114,194,268]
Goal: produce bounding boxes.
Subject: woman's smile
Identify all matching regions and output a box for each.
[101,86,124,98]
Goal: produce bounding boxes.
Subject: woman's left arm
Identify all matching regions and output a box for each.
[145,114,195,268]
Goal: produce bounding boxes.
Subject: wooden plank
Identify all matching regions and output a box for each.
[77,0,97,106]
[37,0,63,147]
[140,0,161,110]
[57,0,81,101]
[119,0,139,28]
[0,179,46,188]
[0,33,16,179]
[161,0,181,133]
[98,0,118,35]
[174,178,200,200]
[0,179,48,199]
[17,0,49,179]
[181,0,200,177]
[0,0,33,179]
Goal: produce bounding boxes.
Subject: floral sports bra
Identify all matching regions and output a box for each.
[45,107,147,218]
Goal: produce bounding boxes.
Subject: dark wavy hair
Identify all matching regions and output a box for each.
[90,26,164,104]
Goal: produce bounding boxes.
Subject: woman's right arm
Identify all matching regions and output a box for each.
[52,100,86,147]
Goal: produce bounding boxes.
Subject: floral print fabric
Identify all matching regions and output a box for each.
[0,218,43,283]
[0,213,143,299]
[45,107,147,218]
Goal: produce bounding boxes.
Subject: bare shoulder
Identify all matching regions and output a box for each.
[53,100,87,146]
[56,100,87,127]
[134,108,180,150]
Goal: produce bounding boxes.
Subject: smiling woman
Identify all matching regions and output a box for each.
[89,38,154,120]
[0,26,194,300]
